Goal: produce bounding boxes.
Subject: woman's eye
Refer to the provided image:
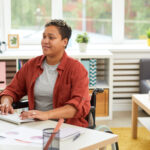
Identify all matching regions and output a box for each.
[49,37,55,40]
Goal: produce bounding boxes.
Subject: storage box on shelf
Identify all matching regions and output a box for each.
[89,89,109,117]
[0,49,113,120]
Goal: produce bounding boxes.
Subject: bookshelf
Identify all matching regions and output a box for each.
[0,49,113,120]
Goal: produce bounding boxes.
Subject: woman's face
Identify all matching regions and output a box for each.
[41,25,68,57]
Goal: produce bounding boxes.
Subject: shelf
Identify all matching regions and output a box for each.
[89,81,109,89]
[96,81,109,88]
[67,49,113,59]
[96,116,111,120]
[0,49,112,59]
[0,50,42,59]
[138,117,150,131]
[0,50,113,119]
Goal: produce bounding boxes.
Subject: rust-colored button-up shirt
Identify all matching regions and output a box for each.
[0,52,91,127]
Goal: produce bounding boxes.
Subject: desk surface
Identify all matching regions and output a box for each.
[0,120,118,150]
[132,94,150,114]
[132,94,150,139]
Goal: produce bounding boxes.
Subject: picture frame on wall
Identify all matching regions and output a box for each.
[8,34,19,48]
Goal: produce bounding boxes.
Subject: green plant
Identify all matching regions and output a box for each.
[11,37,17,44]
[146,28,150,38]
[76,32,89,43]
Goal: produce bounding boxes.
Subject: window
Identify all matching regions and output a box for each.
[11,0,51,44]
[125,0,150,40]
[0,14,2,41]
[0,1,4,41]
[0,0,150,46]
[63,0,112,44]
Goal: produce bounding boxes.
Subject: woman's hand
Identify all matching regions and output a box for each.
[20,110,49,121]
[0,96,14,115]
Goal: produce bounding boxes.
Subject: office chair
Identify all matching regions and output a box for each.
[86,88,104,129]
[12,88,119,150]
[12,99,28,109]
[86,88,119,150]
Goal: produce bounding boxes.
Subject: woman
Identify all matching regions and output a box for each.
[0,19,90,127]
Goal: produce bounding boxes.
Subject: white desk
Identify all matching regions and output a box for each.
[132,94,150,139]
[0,120,118,150]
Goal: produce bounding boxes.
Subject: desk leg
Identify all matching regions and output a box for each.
[132,99,138,139]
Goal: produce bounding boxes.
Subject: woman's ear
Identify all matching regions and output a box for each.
[63,38,68,47]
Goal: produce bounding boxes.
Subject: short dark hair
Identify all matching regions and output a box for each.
[45,19,72,46]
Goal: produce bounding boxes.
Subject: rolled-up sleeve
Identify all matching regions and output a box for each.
[65,62,91,118]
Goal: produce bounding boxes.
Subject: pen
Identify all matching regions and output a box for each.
[44,118,64,150]
[0,136,5,139]
[73,133,80,141]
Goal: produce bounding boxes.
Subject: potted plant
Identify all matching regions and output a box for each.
[146,28,150,46]
[76,32,89,52]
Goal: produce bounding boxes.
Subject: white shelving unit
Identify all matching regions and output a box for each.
[0,49,113,120]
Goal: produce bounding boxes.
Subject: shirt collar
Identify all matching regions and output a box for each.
[37,55,45,68]
[57,51,68,71]
[36,51,68,71]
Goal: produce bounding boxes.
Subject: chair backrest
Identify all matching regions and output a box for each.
[87,88,104,129]
[12,99,28,109]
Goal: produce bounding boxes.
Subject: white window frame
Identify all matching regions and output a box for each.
[112,0,124,43]
[0,0,146,46]
[52,0,63,19]
[0,0,11,42]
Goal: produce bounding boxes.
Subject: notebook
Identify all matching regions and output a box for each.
[58,127,85,141]
[0,112,34,125]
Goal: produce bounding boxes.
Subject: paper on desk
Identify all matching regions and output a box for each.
[0,137,42,150]
[0,126,85,144]
[0,127,42,144]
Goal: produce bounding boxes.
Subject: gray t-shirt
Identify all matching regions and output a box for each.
[34,59,59,111]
